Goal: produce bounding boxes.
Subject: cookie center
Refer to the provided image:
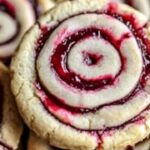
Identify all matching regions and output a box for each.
[82,52,102,66]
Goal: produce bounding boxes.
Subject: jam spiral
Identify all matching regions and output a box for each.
[35,2,150,132]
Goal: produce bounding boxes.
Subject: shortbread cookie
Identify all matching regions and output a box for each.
[0,0,35,58]
[11,0,150,149]
[27,132,58,150]
[0,62,22,149]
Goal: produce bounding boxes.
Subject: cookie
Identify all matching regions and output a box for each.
[0,0,35,58]
[27,132,58,150]
[11,0,150,149]
[0,62,23,149]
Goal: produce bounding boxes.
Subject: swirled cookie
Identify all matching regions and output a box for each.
[11,0,150,149]
[0,0,35,58]
[0,62,22,150]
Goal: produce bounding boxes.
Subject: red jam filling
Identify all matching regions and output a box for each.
[82,52,103,66]
[35,3,150,147]
[51,28,124,90]
[0,0,20,45]
[36,14,149,108]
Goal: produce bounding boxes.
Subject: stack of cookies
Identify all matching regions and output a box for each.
[1,0,150,150]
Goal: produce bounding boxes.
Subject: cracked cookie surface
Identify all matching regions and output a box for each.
[11,0,150,149]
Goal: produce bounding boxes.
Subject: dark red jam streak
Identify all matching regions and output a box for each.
[0,0,20,46]
[82,52,103,66]
[0,141,12,150]
[28,0,42,19]
[35,2,150,147]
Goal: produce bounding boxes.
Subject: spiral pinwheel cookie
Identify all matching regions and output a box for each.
[11,0,150,149]
[0,0,35,58]
[0,62,22,150]
[27,132,59,150]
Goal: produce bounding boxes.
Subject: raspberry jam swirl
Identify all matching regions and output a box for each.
[35,1,150,145]
[0,0,34,58]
